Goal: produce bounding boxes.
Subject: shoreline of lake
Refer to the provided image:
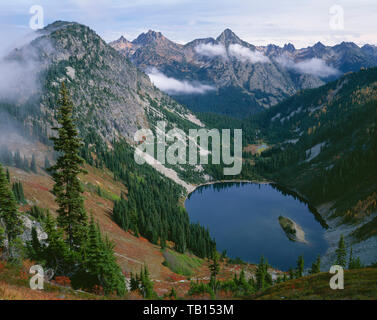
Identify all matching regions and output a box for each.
[183,179,272,206]
[185,182,328,270]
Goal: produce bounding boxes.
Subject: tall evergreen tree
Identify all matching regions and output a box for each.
[72,217,126,296]
[296,255,304,278]
[23,156,29,171]
[310,255,321,274]
[288,267,295,280]
[348,246,363,269]
[335,235,347,268]
[41,212,74,275]
[130,272,140,291]
[0,163,23,257]
[209,250,220,293]
[30,154,37,173]
[27,227,43,261]
[139,265,155,299]
[13,150,22,169]
[255,255,271,290]
[50,83,88,249]
[6,168,10,183]
[12,181,26,204]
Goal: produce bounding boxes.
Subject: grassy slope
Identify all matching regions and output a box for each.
[251,268,377,300]
[5,164,377,300]
[5,162,255,298]
[0,260,100,300]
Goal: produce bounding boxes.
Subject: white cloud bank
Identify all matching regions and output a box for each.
[194,43,227,59]
[276,55,340,78]
[0,32,46,103]
[148,68,215,95]
[228,44,270,63]
[194,42,270,64]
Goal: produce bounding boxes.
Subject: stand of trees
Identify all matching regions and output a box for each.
[129,266,156,299]
[27,83,126,296]
[80,131,216,259]
[0,163,23,259]
[0,147,40,174]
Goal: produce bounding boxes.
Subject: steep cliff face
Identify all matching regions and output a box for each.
[110,29,377,117]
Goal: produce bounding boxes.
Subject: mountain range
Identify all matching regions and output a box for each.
[110,29,377,117]
[0,21,208,188]
[0,20,376,298]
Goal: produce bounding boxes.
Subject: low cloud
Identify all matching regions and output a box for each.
[194,43,227,59]
[276,55,340,78]
[148,68,215,95]
[0,31,47,104]
[228,44,270,63]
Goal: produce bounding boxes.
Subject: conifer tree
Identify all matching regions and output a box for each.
[0,164,23,257]
[335,235,347,268]
[297,255,304,278]
[42,212,74,275]
[130,272,140,291]
[74,217,125,296]
[12,181,26,204]
[139,265,154,298]
[6,168,10,183]
[23,156,29,171]
[348,247,363,269]
[160,234,166,250]
[209,250,220,293]
[50,83,88,249]
[27,227,43,261]
[256,255,270,290]
[14,150,22,169]
[0,226,4,249]
[169,287,177,299]
[288,267,295,280]
[310,255,321,274]
[30,154,37,173]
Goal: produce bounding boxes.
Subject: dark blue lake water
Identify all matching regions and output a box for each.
[185,182,328,270]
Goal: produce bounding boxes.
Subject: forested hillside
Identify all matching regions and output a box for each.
[251,67,377,241]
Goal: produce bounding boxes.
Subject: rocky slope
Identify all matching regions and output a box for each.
[0,21,208,189]
[110,29,377,116]
[3,21,202,143]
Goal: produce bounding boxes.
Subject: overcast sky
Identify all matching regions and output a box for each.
[1,0,377,49]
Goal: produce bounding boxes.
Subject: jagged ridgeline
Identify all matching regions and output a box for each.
[110,29,377,117]
[253,67,377,240]
[0,21,215,258]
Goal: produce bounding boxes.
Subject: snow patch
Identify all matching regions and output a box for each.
[305,142,327,162]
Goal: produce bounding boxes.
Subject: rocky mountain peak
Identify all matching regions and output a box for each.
[118,35,129,43]
[313,41,325,49]
[133,30,166,45]
[283,43,296,52]
[216,28,242,46]
[361,44,377,56]
[109,35,134,54]
[336,41,360,50]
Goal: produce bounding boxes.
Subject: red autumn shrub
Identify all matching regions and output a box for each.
[53,276,71,287]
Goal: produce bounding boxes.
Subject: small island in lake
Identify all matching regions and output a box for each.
[278,216,308,244]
